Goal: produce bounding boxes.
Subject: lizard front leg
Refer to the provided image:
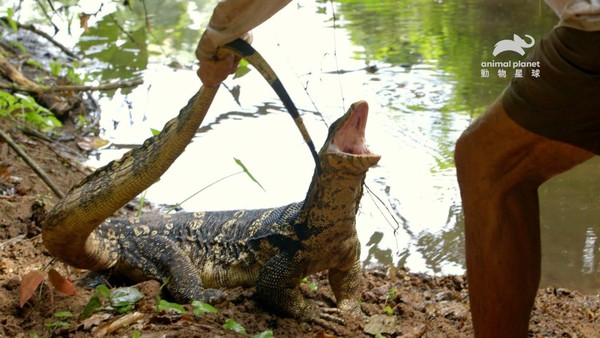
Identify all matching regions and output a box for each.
[328,259,364,317]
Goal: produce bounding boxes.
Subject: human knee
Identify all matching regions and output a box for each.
[454,125,493,183]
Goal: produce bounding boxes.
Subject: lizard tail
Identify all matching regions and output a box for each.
[42,86,219,270]
[42,39,318,271]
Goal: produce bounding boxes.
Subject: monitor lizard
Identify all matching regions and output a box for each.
[41,40,381,325]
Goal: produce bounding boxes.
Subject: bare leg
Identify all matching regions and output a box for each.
[454,99,593,337]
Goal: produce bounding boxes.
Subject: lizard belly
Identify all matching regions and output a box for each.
[200,259,261,288]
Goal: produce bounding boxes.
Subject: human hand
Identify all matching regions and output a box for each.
[195,29,253,87]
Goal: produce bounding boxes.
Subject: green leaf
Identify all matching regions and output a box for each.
[374,333,386,338]
[386,288,397,303]
[116,303,135,314]
[157,299,186,314]
[233,59,251,79]
[95,285,112,298]
[234,158,265,191]
[131,331,141,338]
[25,60,43,69]
[80,294,103,319]
[6,8,18,31]
[45,321,70,328]
[223,318,247,334]
[150,128,160,136]
[384,305,394,315]
[54,311,73,318]
[49,62,62,77]
[191,300,218,315]
[301,277,318,291]
[252,330,275,338]
[110,287,143,307]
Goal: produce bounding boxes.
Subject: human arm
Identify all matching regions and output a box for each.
[196,0,292,86]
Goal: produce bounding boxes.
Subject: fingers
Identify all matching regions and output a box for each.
[195,29,253,87]
[197,52,239,87]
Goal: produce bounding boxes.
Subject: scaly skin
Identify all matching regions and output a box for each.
[99,101,379,320]
[42,39,380,320]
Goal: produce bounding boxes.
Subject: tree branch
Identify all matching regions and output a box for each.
[1,17,78,59]
[0,78,144,93]
[0,127,64,198]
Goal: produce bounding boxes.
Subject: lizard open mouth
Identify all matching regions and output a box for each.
[329,101,380,159]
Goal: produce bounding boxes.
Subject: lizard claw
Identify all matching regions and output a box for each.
[309,307,345,334]
[319,308,346,325]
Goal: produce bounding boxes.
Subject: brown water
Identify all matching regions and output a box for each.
[4,0,598,293]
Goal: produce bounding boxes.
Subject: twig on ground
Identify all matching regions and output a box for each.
[22,128,90,176]
[0,52,41,92]
[0,17,77,59]
[0,78,144,93]
[0,234,26,250]
[0,127,64,198]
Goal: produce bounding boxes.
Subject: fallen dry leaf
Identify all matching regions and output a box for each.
[19,270,46,307]
[48,268,77,296]
[76,136,109,151]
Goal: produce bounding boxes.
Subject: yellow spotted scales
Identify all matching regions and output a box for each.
[41,38,380,324]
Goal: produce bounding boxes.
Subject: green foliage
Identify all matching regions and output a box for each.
[234,157,265,191]
[161,158,264,213]
[386,288,397,303]
[81,285,143,319]
[300,277,318,291]
[0,91,62,131]
[136,189,148,218]
[48,60,88,84]
[25,59,43,69]
[191,300,218,315]
[49,61,62,78]
[156,299,186,314]
[45,320,70,328]
[110,286,144,313]
[233,59,251,79]
[53,311,74,318]
[384,288,397,315]
[384,305,394,315]
[252,330,275,338]
[222,318,248,335]
[5,8,18,31]
[45,310,73,328]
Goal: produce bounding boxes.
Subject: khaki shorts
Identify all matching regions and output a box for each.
[502,26,600,154]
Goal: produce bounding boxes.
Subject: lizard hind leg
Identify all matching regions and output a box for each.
[118,235,224,304]
[256,253,348,333]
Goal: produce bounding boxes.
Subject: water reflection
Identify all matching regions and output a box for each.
[3,0,599,293]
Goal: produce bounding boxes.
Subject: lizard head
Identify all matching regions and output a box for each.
[319,100,381,175]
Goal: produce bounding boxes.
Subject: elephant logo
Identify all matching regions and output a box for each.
[492,34,535,56]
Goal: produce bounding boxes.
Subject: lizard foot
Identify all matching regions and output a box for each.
[307,307,346,335]
[198,288,225,304]
[310,302,365,335]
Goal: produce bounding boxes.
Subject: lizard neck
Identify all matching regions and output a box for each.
[299,167,366,233]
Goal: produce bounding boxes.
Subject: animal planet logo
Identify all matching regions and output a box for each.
[480,33,541,79]
[492,34,535,56]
